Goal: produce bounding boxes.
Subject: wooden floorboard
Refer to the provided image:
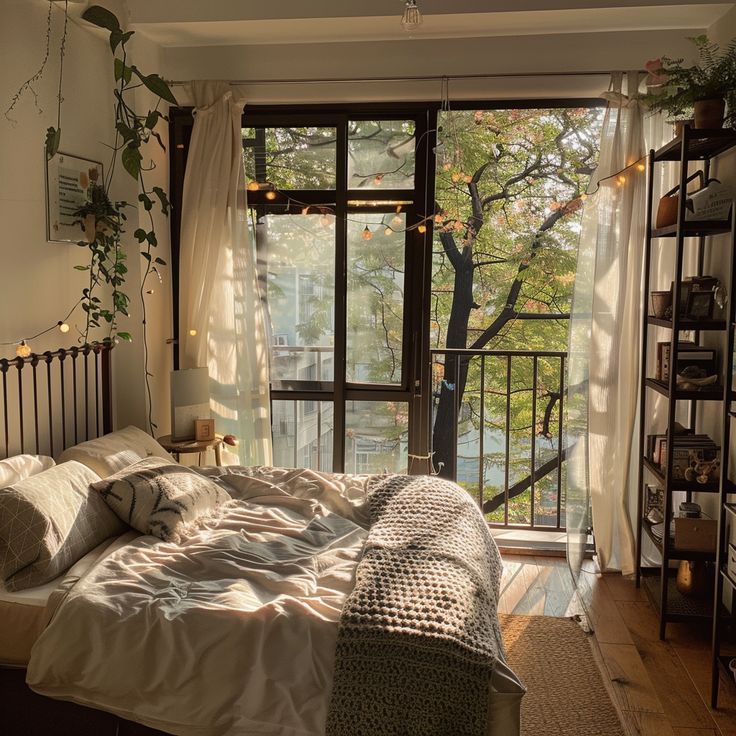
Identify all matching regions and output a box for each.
[500,555,736,736]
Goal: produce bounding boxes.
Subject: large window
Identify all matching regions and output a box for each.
[170,102,603,524]
[243,113,428,473]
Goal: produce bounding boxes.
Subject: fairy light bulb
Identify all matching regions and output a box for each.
[392,205,402,225]
[636,163,646,172]
[373,174,384,186]
[464,175,472,184]
[320,213,332,226]
[580,193,588,201]
[16,341,31,358]
[247,181,260,192]
[265,190,277,200]
[451,172,461,183]
[58,321,70,334]
[362,225,373,241]
[301,206,310,215]
[417,224,427,234]
[384,226,393,236]
[434,213,444,223]
[189,329,197,337]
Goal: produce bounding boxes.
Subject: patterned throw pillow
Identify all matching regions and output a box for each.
[91,456,231,542]
[0,461,126,591]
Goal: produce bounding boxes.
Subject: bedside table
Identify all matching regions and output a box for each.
[157,434,223,466]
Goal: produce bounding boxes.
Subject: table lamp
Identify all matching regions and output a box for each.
[170,367,210,441]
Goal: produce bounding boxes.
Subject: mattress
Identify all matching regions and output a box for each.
[0,534,136,666]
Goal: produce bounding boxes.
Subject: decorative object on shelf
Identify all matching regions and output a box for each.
[45,152,103,243]
[647,432,721,481]
[651,290,672,318]
[643,36,736,129]
[686,289,716,320]
[675,368,718,390]
[676,559,712,596]
[645,485,664,515]
[687,178,734,222]
[223,434,239,447]
[656,340,716,381]
[674,516,717,553]
[170,367,210,441]
[655,171,703,228]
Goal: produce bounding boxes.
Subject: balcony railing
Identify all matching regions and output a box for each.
[430,348,567,532]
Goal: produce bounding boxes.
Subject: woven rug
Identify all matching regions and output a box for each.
[500,614,625,736]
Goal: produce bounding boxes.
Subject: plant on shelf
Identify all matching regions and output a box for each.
[643,35,736,130]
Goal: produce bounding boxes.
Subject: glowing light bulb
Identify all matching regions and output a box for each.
[58,322,70,334]
[451,173,461,183]
[636,163,646,172]
[265,190,277,200]
[464,175,472,183]
[189,329,197,337]
[362,226,373,241]
[384,226,393,236]
[580,193,588,201]
[417,224,427,234]
[373,174,384,186]
[320,213,332,226]
[434,213,444,223]
[392,206,402,225]
[617,175,626,186]
[247,181,260,192]
[301,207,310,215]
[16,341,31,358]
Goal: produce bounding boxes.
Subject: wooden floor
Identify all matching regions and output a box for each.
[501,555,736,736]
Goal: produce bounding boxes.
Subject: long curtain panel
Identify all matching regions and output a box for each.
[566,72,651,577]
[178,81,272,465]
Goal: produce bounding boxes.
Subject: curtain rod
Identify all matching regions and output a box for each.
[166,70,642,87]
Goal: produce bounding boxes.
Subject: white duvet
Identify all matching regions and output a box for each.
[27,467,372,736]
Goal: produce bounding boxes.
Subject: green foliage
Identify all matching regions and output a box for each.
[65,5,178,344]
[642,35,736,121]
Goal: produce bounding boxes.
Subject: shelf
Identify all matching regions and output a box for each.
[642,456,720,492]
[652,221,732,239]
[645,377,725,401]
[642,518,716,561]
[647,315,727,331]
[654,129,736,162]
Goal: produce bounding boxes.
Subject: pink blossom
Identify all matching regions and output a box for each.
[645,58,667,86]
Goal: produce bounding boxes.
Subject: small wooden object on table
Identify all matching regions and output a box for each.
[157,433,223,467]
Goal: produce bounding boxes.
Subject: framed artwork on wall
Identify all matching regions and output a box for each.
[45,152,103,243]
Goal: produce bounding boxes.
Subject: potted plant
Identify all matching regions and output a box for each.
[643,36,736,130]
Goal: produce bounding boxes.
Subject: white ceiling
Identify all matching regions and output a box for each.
[127,2,730,47]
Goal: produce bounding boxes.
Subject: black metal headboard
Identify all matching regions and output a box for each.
[0,343,113,460]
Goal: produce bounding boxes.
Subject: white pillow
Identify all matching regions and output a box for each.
[59,425,175,478]
[0,455,55,490]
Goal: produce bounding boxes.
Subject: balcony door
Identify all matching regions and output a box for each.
[243,110,433,473]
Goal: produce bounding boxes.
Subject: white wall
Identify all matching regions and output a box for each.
[164,29,707,105]
[0,0,172,446]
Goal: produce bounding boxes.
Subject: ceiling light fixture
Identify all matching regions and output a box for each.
[401,0,423,32]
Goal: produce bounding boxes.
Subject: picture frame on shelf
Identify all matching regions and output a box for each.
[686,290,715,320]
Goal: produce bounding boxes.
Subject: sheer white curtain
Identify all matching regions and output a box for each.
[178,81,272,465]
[566,72,668,576]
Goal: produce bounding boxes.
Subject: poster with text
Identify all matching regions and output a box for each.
[46,152,103,243]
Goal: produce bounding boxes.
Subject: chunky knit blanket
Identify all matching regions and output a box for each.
[326,474,505,736]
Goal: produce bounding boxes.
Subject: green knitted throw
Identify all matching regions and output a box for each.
[326,474,504,736]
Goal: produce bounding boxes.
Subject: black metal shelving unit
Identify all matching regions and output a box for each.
[633,128,736,709]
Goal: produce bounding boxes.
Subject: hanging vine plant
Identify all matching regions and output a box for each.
[8,3,178,431]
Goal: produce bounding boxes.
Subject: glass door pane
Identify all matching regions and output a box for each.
[257,212,336,386]
[346,213,406,385]
[345,400,408,473]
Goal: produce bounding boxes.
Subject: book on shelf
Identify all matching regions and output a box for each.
[655,340,717,381]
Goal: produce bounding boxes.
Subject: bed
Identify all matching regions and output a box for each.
[0,347,524,736]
